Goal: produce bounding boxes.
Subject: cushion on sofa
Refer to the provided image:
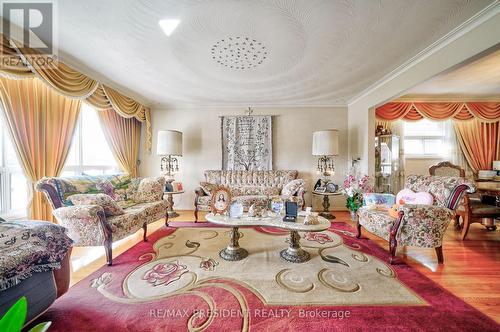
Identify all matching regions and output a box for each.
[281,179,304,196]
[69,193,124,217]
[134,177,166,202]
[200,182,218,195]
[230,185,281,197]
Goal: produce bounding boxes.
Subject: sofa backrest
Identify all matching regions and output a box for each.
[204,170,298,189]
[405,175,475,209]
[36,174,135,209]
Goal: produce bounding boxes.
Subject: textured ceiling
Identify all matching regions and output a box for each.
[51,0,495,107]
[400,48,500,101]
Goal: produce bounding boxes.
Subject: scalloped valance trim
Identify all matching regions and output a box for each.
[0,34,152,152]
[376,102,500,123]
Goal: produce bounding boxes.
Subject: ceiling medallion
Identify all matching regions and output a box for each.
[211,37,267,70]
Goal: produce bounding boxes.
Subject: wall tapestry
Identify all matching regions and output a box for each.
[221,115,273,170]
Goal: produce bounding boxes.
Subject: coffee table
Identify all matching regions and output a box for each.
[205,213,331,263]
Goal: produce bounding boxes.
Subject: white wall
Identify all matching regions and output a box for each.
[139,107,349,211]
[348,9,500,176]
[405,158,444,176]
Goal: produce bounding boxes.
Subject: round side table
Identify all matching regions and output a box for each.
[163,191,184,218]
[312,191,342,220]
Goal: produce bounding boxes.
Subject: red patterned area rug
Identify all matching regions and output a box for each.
[35,222,498,332]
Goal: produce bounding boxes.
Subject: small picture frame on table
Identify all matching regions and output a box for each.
[315,187,327,193]
[210,186,232,215]
[283,201,298,222]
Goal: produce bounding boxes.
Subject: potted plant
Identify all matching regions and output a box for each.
[0,297,51,332]
[342,174,373,221]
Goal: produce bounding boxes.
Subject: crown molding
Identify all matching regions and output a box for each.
[151,103,348,110]
[347,1,500,106]
[395,94,500,102]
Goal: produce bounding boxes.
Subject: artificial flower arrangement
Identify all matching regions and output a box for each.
[342,173,373,219]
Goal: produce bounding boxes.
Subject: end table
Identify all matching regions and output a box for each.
[163,190,184,218]
[312,191,342,220]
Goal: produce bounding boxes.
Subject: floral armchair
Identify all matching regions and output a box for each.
[36,175,168,266]
[357,175,475,264]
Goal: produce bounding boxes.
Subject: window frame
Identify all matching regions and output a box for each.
[0,120,28,219]
[403,120,448,159]
[62,105,120,176]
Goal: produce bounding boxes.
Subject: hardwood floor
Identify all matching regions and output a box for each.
[69,210,500,323]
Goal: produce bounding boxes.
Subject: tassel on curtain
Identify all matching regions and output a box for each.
[0,77,81,220]
[97,109,141,177]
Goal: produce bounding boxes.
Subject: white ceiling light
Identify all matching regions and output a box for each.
[159,19,180,36]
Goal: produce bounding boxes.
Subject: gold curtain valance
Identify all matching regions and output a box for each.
[0,34,151,152]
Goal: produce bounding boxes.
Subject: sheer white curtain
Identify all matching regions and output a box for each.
[444,119,473,177]
[390,120,405,191]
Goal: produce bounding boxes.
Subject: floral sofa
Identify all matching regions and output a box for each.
[357,175,475,264]
[36,175,168,265]
[194,170,306,221]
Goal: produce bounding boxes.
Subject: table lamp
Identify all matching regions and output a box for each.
[157,130,182,183]
[312,130,339,178]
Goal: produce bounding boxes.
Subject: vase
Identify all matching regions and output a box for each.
[350,210,358,221]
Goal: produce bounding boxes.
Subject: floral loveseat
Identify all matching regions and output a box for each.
[357,175,475,264]
[194,170,306,221]
[36,175,168,265]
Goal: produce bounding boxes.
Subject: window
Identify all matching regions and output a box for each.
[0,115,28,218]
[62,104,120,176]
[403,119,448,158]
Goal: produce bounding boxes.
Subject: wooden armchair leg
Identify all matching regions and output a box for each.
[165,209,169,227]
[194,207,199,223]
[104,240,113,266]
[435,246,444,264]
[142,222,148,242]
[389,238,398,265]
[461,214,471,240]
[356,220,362,239]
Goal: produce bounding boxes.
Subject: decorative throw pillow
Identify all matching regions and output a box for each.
[68,193,124,217]
[281,179,304,196]
[134,177,166,203]
[396,189,434,205]
[96,179,116,200]
[363,193,396,208]
[200,182,218,195]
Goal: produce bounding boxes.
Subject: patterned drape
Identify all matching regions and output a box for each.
[376,102,500,122]
[221,115,273,170]
[0,35,152,152]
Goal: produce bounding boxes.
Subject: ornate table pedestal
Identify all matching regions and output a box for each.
[163,191,184,218]
[205,213,330,263]
[280,230,310,263]
[219,227,248,261]
[313,191,342,220]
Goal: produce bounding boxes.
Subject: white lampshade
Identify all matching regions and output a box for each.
[312,130,339,156]
[157,130,182,156]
